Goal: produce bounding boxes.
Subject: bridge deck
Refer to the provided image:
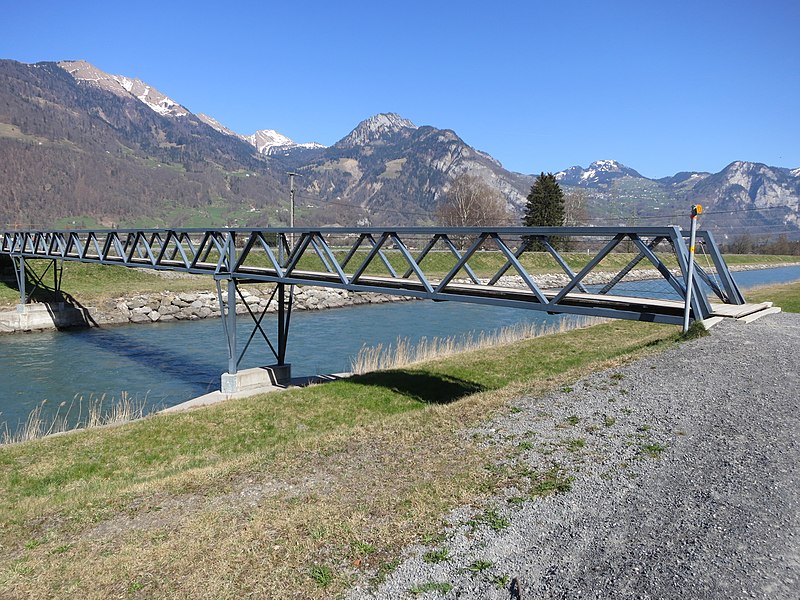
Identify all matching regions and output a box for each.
[709,301,773,318]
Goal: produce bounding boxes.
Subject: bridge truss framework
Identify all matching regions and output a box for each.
[1,226,749,388]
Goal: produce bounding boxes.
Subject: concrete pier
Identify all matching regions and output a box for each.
[220,364,292,393]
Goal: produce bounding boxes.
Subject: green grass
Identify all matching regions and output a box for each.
[529,467,574,497]
[50,216,105,230]
[309,565,334,588]
[423,548,450,564]
[722,254,800,267]
[466,508,511,533]
[409,581,453,595]
[467,559,493,575]
[746,281,800,313]
[640,442,667,458]
[491,574,511,589]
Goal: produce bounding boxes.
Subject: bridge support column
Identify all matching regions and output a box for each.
[217,279,294,394]
[10,256,65,312]
[277,282,289,366]
[13,256,27,310]
[226,278,237,375]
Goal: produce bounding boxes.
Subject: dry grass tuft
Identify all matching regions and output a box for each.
[1,392,147,445]
[351,316,605,374]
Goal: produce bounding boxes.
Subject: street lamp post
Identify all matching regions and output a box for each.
[682,204,702,333]
[287,172,300,248]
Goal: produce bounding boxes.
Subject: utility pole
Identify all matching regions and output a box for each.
[287,172,299,248]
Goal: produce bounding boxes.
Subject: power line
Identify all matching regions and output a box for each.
[581,203,798,224]
[283,188,799,231]
[292,192,437,219]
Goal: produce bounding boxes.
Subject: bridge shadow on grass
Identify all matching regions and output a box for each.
[349,370,485,405]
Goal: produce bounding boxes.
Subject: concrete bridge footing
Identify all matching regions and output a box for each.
[220,364,292,393]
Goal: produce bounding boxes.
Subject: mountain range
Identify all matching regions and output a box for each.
[0,58,798,242]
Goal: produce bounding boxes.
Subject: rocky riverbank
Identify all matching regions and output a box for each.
[0,285,416,333]
[102,286,415,325]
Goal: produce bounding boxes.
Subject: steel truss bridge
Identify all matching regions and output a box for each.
[0,226,765,391]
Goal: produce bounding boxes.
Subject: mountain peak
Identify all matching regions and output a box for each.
[555,159,642,187]
[725,160,759,171]
[58,60,189,118]
[245,129,325,156]
[588,159,623,170]
[336,112,417,148]
[719,160,783,181]
[248,129,294,153]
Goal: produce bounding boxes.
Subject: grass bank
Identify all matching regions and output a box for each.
[745,280,800,312]
[2,252,798,308]
[1,319,680,598]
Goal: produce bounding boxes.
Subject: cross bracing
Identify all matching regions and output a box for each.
[2,225,745,326]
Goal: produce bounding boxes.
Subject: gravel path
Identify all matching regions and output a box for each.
[349,312,800,599]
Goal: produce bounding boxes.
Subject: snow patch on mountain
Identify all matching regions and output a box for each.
[245,129,325,155]
[58,60,189,118]
[196,112,325,155]
[556,160,642,187]
[248,129,294,153]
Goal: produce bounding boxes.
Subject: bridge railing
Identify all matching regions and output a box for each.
[1,226,744,326]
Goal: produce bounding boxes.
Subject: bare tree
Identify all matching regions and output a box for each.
[436,174,512,228]
[727,233,755,254]
[563,189,589,226]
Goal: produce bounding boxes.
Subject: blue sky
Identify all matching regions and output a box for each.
[2,0,798,178]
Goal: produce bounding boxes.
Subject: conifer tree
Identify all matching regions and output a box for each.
[524,172,565,228]
[523,172,566,249]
